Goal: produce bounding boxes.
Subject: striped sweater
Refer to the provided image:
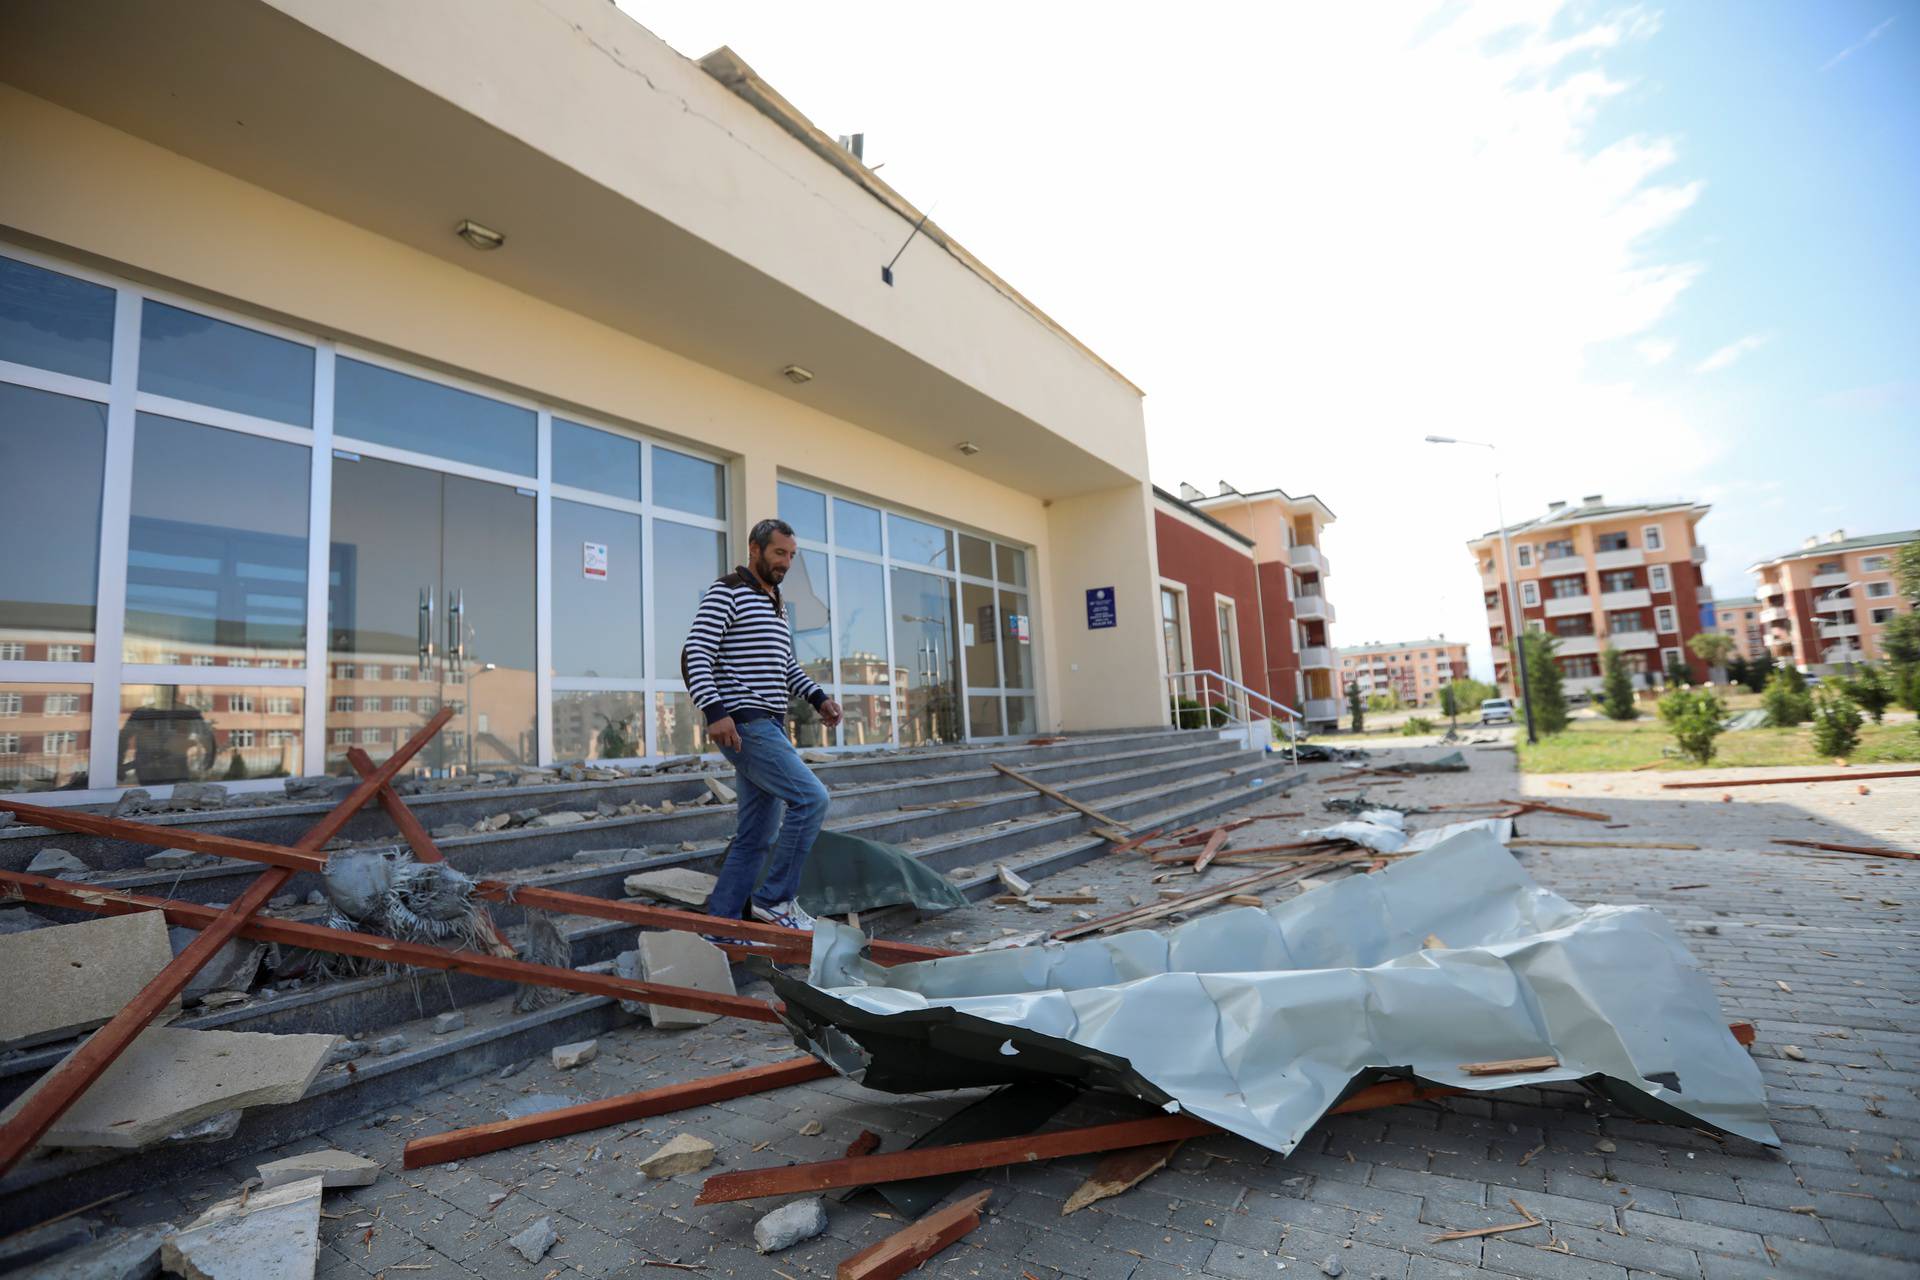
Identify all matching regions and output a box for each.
[681,567,827,726]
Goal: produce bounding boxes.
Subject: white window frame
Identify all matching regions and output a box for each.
[1862,555,1888,572]
[1648,565,1669,592]
[1643,524,1664,551]
[1655,606,1677,633]
[1870,607,1897,625]
[1160,579,1196,700]
[1865,580,1893,598]
[1660,645,1682,672]
[1520,581,1539,607]
[1515,544,1533,568]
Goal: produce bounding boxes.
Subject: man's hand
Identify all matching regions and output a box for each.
[818,698,843,729]
[709,715,742,751]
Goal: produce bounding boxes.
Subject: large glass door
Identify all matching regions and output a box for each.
[325,456,533,776]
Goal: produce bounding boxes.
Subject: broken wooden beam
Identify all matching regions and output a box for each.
[837,1190,992,1279]
[1460,1055,1560,1077]
[0,707,454,1176]
[403,1057,829,1168]
[990,763,1130,836]
[1771,838,1918,861]
[1509,800,1611,822]
[1509,839,1701,851]
[1661,767,1920,790]
[1191,828,1229,873]
[1062,1140,1183,1215]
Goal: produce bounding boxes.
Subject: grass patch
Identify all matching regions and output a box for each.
[1517,715,1920,773]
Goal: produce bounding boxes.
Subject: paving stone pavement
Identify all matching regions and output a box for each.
[77,737,1920,1278]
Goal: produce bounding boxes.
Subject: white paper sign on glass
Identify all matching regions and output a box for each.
[582,541,608,580]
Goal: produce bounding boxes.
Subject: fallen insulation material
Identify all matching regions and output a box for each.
[772,828,1776,1155]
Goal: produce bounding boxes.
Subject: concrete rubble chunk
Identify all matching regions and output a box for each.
[161,1174,321,1280]
[526,809,586,827]
[0,1026,337,1151]
[370,1035,406,1056]
[13,1220,173,1278]
[257,1148,380,1191]
[145,848,206,870]
[432,1010,466,1034]
[622,868,717,907]
[0,912,177,1044]
[996,865,1032,896]
[165,782,227,811]
[166,1110,243,1144]
[167,928,264,1004]
[705,776,737,804]
[110,789,152,817]
[551,1039,598,1069]
[26,847,91,877]
[631,932,735,1028]
[638,1133,715,1178]
[753,1198,829,1253]
[506,1216,557,1264]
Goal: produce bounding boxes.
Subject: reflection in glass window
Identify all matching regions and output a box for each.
[334,357,535,475]
[961,581,1000,688]
[839,691,893,746]
[1000,590,1033,688]
[968,695,1003,738]
[0,383,107,657]
[959,534,994,579]
[834,557,888,687]
[138,301,314,425]
[891,566,959,744]
[550,499,642,677]
[552,418,641,502]
[833,499,882,553]
[996,544,1028,587]
[118,684,301,786]
[0,255,115,382]
[655,690,713,756]
[1005,694,1037,736]
[552,689,648,761]
[788,695,830,748]
[777,482,826,542]
[124,414,309,666]
[0,683,91,791]
[786,550,832,687]
[886,514,950,568]
[652,521,727,676]
[653,447,724,517]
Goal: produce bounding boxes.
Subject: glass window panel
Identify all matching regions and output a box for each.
[118,684,301,786]
[124,413,309,666]
[967,695,1003,738]
[1000,590,1033,688]
[959,534,994,579]
[834,557,889,686]
[887,513,951,569]
[833,498,881,553]
[788,695,830,748]
[551,689,647,762]
[996,544,1028,587]
[1004,694,1037,737]
[0,383,107,656]
[961,581,1001,689]
[785,549,832,687]
[552,418,641,502]
[652,520,728,676]
[839,691,894,747]
[334,357,534,474]
[0,255,114,382]
[138,301,313,426]
[550,499,642,677]
[0,682,92,791]
[891,566,959,744]
[778,482,827,542]
[655,690,713,757]
[653,447,724,517]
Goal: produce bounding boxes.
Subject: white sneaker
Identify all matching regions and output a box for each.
[750,899,816,931]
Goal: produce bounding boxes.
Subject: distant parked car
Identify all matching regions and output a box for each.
[1480,698,1515,725]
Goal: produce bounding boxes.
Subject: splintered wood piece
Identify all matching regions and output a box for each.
[1423,934,1447,950]
[1226,895,1266,907]
[1510,801,1611,822]
[1663,767,1920,790]
[1062,1140,1183,1215]
[837,1190,992,1280]
[1771,838,1918,861]
[1460,1055,1560,1077]
[404,1058,829,1167]
[1051,862,1335,940]
[1509,839,1699,850]
[990,763,1131,836]
[845,1130,882,1159]
[1192,829,1229,874]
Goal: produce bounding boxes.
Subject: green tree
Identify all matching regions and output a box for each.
[1810,687,1863,758]
[1518,631,1569,735]
[223,751,249,781]
[1761,667,1813,727]
[1893,541,1920,601]
[1881,613,1920,667]
[1664,653,1693,688]
[1688,632,1736,675]
[1740,650,1775,694]
[1345,681,1365,733]
[1659,686,1727,764]
[596,712,637,760]
[1445,676,1497,713]
[1598,647,1639,720]
[1839,665,1894,723]
[1438,682,1459,725]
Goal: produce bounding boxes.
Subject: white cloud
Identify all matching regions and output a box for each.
[1820,16,1895,72]
[1693,334,1768,374]
[1636,337,1677,364]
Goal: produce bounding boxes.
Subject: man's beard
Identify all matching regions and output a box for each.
[755,557,787,583]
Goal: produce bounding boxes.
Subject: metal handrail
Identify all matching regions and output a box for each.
[1165,669,1301,722]
[1164,669,1305,767]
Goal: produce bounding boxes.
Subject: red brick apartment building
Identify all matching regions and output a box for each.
[1749,529,1917,673]
[1338,639,1470,707]
[1466,496,1712,698]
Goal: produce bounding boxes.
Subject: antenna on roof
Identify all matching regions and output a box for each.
[837,133,865,161]
[881,199,937,287]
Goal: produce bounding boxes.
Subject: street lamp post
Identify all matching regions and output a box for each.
[1425,435,1538,745]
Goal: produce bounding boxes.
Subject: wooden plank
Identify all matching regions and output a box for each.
[695,1114,1215,1204]
[1771,838,1918,861]
[1062,1141,1183,1215]
[837,1190,992,1280]
[345,746,515,959]
[1511,801,1611,822]
[1661,767,1920,790]
[990,763,1130,836]
[0,798,953,967]
[404,1058,829,1168]
[0,870,784,1025]
[1460,1055,1560,1077]
[1191,828,1229,874]
[0,707,453,1176]
[1509,839,1701,851]
[1051,862,1332,940]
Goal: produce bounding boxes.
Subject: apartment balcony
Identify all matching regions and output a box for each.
[1822,646,1866,666]
[1760,606,1790,625]
[1304,698,1341,723]
[1696,585,1713,602]
[1543,594,1593,618]
[1811,570,1849,589]
[1289,544,1331,576]
[1600,587,1651,612]
[1552,634,1600,657]
[1298,645,1333,670]
[1592,547,1644,571]
[1819,621,1861,639]
[1689,544,1707,564]
[1563,675,1605,695]
[1538,553,1587,574]
[1756,580,1784,601]
[1293,594,1334,622]
[1607,630,1659,651]
[1814,592,1854,612]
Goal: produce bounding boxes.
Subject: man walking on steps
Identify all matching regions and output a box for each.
[682,517,842,933]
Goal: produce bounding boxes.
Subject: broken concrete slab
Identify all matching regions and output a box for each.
[0,911,177,1045]
[257,1148,379,1191]
[167,928,264,1004]
[506,1216,557,1264]
[633,932,735,1029]
[525,810,585,827]
[0,909,49,935]
[621,867,717,906]
[145,848,207,870]
[12,1220,173,1278]
[161,1174,321,1280]
[432,1010,466,1034]
[25,847,91,877]
[551,1039,598,1069]
[706,776,737,804]
[638,1133,715,1178]
[0,1026,338,1150]
[753,1198,828,1253]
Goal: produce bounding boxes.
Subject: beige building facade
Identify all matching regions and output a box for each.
[1710,596,1767,662]
[1749,530,1917,672]
[0,0,1170,800]
[1338,640,1469,707]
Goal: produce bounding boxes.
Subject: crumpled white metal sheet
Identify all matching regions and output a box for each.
[789,828,1775,1153]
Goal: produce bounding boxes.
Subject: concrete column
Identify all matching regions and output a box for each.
[1042,482,1168,732]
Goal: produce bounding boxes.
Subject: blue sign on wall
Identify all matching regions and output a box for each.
[1086,586,1116,630]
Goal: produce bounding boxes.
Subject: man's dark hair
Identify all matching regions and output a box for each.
[749,517,795,550]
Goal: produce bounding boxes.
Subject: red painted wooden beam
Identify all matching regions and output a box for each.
[1662,767,1920,790]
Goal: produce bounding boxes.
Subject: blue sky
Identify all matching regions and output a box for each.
[626,3,1917,677]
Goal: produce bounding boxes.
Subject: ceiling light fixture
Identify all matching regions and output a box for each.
[455,219,505,251]
[781,365,815,385]
[955,441,980,456]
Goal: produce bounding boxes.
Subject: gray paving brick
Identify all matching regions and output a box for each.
[1371,1165,1493,1207]
[1092,1214,1216,1268]
[1308,1178,1425,1221]
[1204,1239,1295,1278]
[1815,1215,1920,1260]
[1408,1258,1524,1280]
[1616,1210,1764,1262]
[1356,1211,1490,1267]
[1525,1224,1699,1280]
[1757,1235,1920,1280]
[1277,1227,1415,1280]
[1481,1238,1631,1280]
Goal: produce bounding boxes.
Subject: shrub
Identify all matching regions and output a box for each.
[1444,677,1498,713]
[1659,687,1727,764]
[1599,647,1639,720]
[1739,652,1775,694]
[223,752,249,780]
[1761,668,1813,727]
[1345,682,1365,733]
[1401,716,1436,736]
[1811,688,1863,758]
[1838,665,1894,723]
[1518,631,1568,735]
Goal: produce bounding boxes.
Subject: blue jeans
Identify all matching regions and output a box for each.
[706,718,832,920]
